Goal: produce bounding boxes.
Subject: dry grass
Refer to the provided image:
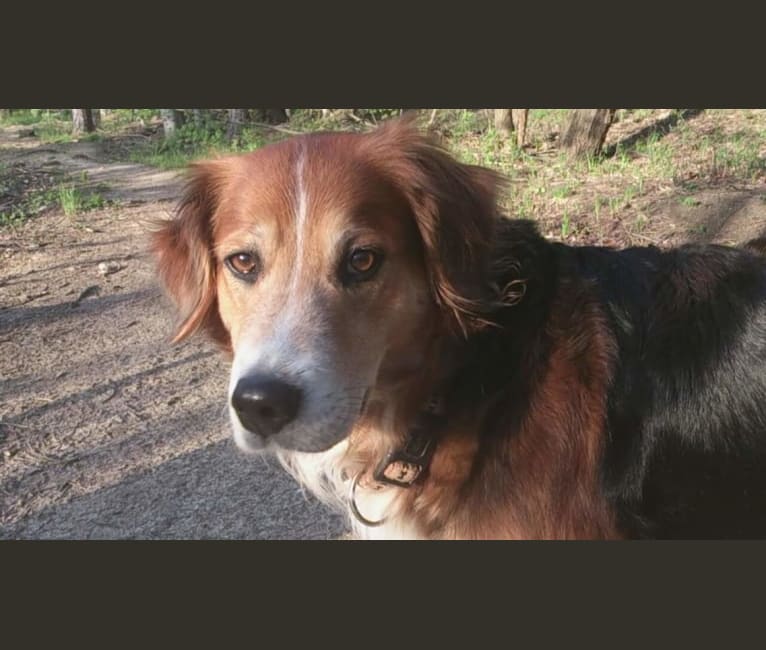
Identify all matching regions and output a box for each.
[431,109,766,248]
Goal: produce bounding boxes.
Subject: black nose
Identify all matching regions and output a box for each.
[231,376,302,438]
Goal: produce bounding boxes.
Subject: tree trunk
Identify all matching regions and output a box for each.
[266,109,288,123]
[191,109,208,127]
[252,108,288,124]
[160,109,184,137]
[72,109,95,134]
[512,109,529,148]
[226,109,248,142]
[91,109,101,128]
[560,109,616,158]
[494,109,514,136]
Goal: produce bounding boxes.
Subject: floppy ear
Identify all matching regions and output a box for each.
[151,163,230,349]
[368,116,506,335]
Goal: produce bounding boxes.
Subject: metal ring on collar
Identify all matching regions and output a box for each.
[348,472,388,527]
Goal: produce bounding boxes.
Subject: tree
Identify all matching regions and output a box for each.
[513,110,529,148]
[191,109,209,127]
[226,108,248,143]
[560,109,616,158]
[252,108,288,124]
[72,109,96,134]
[493,109,529,148]
[494,109,513,135]
[160,109,185,137]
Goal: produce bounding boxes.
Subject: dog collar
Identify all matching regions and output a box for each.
[347,394,446,528]
[371,394,444,488]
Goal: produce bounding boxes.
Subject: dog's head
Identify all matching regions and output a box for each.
[152,116,503,453]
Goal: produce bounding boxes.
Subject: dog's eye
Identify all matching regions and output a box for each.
[349,250,377,273]
[345,248,382,282]
[225,252,260,279]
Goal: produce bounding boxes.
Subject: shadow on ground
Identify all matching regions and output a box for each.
[646,186,766,246]
[1,438,347,540]
[604,109,705,157]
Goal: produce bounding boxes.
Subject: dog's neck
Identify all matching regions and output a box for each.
[348,216,549,478]
[278,311,537,539]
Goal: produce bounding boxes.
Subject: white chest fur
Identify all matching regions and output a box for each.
[276,442,425,540]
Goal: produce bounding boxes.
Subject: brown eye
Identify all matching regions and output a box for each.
[350,250,376,273]
[225,252,260,279]
[343,248,383,284]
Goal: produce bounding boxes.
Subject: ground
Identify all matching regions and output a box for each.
[0,124,344,539]
[1,110,765,539]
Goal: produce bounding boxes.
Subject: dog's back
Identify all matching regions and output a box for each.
[544,237,766,538]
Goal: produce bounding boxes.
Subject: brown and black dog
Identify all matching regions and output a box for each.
[152,116,766,539]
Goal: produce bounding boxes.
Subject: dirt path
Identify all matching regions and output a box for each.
[0,126,344,539]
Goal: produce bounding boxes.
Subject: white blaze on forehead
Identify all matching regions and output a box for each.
[292,145,308,291]
[228,147,323,390]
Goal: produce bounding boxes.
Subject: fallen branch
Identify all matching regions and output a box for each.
[622,226,663,246]
[249,122,305,135]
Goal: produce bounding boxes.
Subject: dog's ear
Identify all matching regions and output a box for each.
[151,162,230,349]
[368,116,506,335]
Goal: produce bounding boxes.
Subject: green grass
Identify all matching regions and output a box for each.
[128,121,271,169]
[712,139,765,180]
[560,212,571,238]
[687,117,766,182]
[0,180,109,227]
[623,109,655,122]
[56,184,108,215]
[0,110,44,125]
[0,110,110,143]
[551,182,576,200]
[527,109,569,147]
[0,110,78,143]
[129,147,199,170]
[57,185,80,215]
[0,187,58,227]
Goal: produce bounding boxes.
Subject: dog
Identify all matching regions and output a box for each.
[152,116,766,539]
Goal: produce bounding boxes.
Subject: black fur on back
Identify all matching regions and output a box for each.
[470,219,766,539]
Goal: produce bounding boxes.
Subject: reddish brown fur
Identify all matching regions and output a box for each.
[151,163,231,350]
[363,119,507,335]
[371,283,621,540]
